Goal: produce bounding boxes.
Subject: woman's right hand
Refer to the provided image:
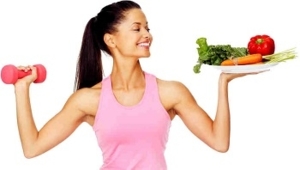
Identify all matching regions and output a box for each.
[14,65,38,87]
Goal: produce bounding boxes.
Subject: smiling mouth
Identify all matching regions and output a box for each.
[137,42,150,47]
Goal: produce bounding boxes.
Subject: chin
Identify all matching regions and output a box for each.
[140,55,151,58]
[138,52,151,58]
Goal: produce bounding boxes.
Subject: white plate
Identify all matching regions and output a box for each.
[208,62,279,73]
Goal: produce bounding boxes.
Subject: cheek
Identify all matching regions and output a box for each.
[117,38,137,55]
[120,35,137,45]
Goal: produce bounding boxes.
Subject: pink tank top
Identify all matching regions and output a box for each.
[93,72,171,170]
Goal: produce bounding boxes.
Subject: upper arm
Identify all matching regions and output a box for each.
[31,88,93,157]
[167,81,215,146]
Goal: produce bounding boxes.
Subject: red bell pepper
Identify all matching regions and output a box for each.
[247,35,275,56]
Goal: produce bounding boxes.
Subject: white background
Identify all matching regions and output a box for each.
[1,0,300,169]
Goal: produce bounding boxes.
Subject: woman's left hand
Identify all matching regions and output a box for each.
[220,70,269,83]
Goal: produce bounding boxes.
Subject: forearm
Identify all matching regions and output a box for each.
[15,83,39,156]
[212,76,230,151]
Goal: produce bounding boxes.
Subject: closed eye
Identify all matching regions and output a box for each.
[133,28,150,32]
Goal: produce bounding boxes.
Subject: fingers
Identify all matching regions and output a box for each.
[16,65,38,79]
[258,69,270,73]
[226,69,270,76]
[28,65,38,77]
[221,69,270,83]
[17,65,32,72]
[243,69,270,75]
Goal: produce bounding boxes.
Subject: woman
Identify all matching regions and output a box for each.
[14,0,261,169]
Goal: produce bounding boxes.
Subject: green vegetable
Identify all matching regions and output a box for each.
[263,47,297,63]
[193,37,248,73]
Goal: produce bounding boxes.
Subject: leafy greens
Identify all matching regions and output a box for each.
[193,37,248,73]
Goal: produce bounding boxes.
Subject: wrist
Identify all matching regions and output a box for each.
[218,74,229,96]
[14,82,30,93]
[219,73,230,85]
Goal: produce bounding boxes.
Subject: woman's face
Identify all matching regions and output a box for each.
[108,8,152,59]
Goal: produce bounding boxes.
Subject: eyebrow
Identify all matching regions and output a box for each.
[132,22,148,25]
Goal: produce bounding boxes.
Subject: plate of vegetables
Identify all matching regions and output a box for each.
[193,35,298,73]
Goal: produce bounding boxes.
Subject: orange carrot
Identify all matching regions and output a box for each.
[221,54,263,66]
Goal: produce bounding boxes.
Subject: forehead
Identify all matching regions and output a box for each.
[122,8,148,25]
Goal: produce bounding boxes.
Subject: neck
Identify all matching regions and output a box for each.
[110,59,145,91]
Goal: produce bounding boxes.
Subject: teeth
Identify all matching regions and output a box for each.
[138,43,149,47]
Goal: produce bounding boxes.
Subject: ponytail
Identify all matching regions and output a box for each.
[74,17,104,91]
[74,1,142,91]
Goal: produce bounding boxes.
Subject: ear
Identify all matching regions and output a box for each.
[103,33,116,48]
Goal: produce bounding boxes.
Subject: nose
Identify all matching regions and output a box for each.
[144,34,151,43]
[143,29,151,39]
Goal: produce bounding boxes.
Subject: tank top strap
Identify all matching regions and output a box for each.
[143,71,158,98]
[99,75,114,103]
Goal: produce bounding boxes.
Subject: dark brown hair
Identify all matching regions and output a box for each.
[74,0,141,91]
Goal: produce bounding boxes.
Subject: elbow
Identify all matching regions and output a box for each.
[23,149,38,159]
[213,142,230,153]
[24,152,36,159]
[215,146,229,153]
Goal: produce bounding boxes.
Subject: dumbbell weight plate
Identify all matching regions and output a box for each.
[1,65,18,84]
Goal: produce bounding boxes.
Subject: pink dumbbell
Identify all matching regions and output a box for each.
[1,64,47,84]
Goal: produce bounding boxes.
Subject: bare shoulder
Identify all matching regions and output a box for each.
[67,83,102,117]
[156,78,193,109]
[157,78,190,96]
